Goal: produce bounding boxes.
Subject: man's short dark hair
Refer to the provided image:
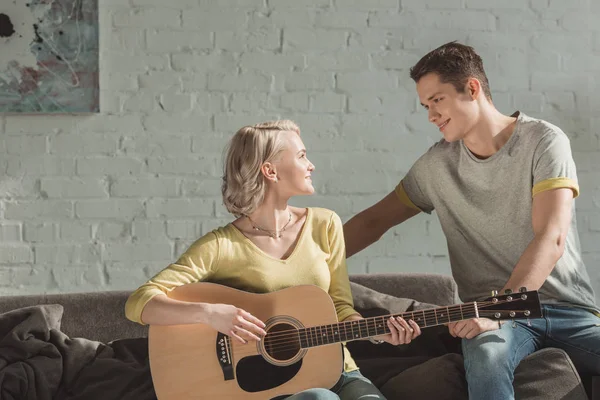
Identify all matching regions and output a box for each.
[410,41,492,101]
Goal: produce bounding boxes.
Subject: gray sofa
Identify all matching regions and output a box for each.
[0,272,594,399]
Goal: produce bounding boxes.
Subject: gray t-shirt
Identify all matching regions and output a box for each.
[397,111,597,310]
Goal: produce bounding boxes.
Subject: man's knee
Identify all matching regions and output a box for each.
[287,388,340,400]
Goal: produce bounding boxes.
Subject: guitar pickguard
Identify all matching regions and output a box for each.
[236,355,302,392]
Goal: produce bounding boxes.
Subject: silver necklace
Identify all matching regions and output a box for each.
[247,210,292,239]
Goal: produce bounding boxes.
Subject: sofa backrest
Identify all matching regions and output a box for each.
[0,273,459,343]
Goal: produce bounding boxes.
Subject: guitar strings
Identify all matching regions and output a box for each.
[257,298,519,342]
[226,308,525,358]
[226,299,531,354]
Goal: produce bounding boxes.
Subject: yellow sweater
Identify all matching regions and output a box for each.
[125,207,359,372]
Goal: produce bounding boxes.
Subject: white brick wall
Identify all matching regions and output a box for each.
[1,0,599,302]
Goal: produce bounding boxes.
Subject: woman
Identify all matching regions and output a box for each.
[125,120,421,399]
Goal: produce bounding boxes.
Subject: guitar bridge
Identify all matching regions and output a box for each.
[216,333,234,380]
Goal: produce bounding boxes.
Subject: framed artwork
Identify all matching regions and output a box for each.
[0,0,99,113]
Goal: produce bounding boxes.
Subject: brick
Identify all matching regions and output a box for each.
[122,134,193,155]
[0,246,32,263]
[147,157,218,176]
[172,53,238,73]
[513,92,545,114]
[279,93,310,111]
[103,52,169,73]
[96,221,131,241]
[35,244,101,264]
[0,223,21,241]
[337,72,398,92]
[60,221,93,242]
[214,114,281,133]
[146,30,212,52]
[182,9,248,30]
[50,134,118,155]
[159,92,193,113]
[107,27,146,51]
[310,93,346,112]
[5,135,46,155]
[113,8,181,28]
[334,0,398,9]
[77,115,144,133]
[283,72,335,91]
[348,93,415,114]
[198,0,264,7]
[4,116,76,134]
[371,50,421,70]
[143,114,211,133]
[75,200,144,219]
[139,72,183,90]
[230,93,272,113]
[146,198,215,218]
[23,222,59,242]
[216,28,281,51]
[208,72,272,92]
[6,156,75,176]
[111,177,179,198]
[105,263,152,289]
[465,0,526,8]
[240,52,305,72]
[270,0,329,7]
[104,243,173,262]
[123,90,158,112]
[52,265,104,289]
[181,178,222,197]
[76,158,145,176]
[166,221,202,239]
[548,0,590,9]
[5,201,72,219]
[40,177,108,199]
[284,28,347,51]
[314,11,368,28]
[306,51,369,71]
[130,220,166,242]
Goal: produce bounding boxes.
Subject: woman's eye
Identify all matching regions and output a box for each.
[434,97,442,103]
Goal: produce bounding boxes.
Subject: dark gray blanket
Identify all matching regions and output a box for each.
[0,304,156,400]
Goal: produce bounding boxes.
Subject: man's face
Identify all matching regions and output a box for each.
[416,72,478,142]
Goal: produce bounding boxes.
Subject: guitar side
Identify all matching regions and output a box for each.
[149,283,344,399]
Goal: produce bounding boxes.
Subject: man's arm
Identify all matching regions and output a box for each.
[343,191,420,258]
[501,187,574,293]
[448,187,574,339]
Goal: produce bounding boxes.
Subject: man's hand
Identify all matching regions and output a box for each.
[448,318,500,339]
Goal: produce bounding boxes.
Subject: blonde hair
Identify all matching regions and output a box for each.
[222,120,300,217]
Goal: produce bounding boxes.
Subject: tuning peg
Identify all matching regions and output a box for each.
[504,289,512,294]
[519,287,527,293]
[491,290,499,296]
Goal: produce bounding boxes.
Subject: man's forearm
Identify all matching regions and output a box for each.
[502,233,564,293]
[343,214,382,258]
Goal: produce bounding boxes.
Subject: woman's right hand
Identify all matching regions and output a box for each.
[208,303,267,344]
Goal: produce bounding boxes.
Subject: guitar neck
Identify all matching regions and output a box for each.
[298,302,478,349]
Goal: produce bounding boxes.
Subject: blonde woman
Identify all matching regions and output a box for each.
[125,120,421,399]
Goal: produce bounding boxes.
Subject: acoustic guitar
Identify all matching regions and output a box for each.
[148,283,541,399]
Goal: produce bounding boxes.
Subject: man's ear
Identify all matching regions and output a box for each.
[466,77,482,100]
[261,162,278,182]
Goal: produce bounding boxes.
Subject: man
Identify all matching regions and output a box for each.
[343,41,600,400]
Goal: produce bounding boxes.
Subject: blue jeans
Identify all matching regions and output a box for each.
[285,370,385,400]
[462,304,600,400]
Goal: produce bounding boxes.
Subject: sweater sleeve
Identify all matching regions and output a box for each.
[326,212,360,322]
[124,231,220,325]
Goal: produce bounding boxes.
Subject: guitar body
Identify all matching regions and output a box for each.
[149,283,343,400]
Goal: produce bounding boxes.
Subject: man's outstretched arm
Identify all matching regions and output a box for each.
[343,191,420,258]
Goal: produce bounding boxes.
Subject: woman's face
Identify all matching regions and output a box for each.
[270,131,315,197]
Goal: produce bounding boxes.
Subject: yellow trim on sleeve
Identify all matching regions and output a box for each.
[532,177,579,198]
[394,181,422,211]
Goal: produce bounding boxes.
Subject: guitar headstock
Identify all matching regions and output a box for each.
[477,287,542,320]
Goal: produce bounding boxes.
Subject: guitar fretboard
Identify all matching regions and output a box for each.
[298,303,478,348]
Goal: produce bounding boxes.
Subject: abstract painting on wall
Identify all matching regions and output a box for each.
[0,0,99,113]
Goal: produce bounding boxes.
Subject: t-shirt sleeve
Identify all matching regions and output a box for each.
[395,153,434,214]
[326,212,360,322]
[532,131,579,198]
[124,232,220,325]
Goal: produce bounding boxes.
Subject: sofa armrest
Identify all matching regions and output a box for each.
[350,273,461,306]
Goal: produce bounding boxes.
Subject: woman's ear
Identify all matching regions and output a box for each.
[261,162,278,182]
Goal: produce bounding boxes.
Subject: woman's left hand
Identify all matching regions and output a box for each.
[374,316,421,345]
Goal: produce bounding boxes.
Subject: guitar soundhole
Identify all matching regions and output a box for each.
[264,322,300,362]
